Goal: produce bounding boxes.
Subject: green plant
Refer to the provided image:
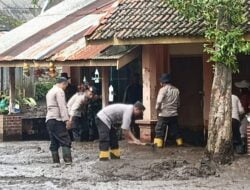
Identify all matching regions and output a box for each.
[31,0,40,7]
[21,97,37,108]
[0,95,9,114]
[35,81,54,101]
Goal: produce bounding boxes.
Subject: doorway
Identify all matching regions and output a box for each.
[170,56,204,145]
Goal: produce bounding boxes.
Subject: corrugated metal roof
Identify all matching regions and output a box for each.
[52,43,110,61]
[0,0,63,31]
[93,45,137,60]
[0,0,116,62]
[0,0,42,22]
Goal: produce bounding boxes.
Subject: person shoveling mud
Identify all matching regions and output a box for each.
[96,101,145,161]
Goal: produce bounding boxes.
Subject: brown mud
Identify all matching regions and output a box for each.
[0,141,249,190]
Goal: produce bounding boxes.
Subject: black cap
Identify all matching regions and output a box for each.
[56,77,68,84]
[60,72,71,80]
[134,101,145,110]
[160,73,171,83]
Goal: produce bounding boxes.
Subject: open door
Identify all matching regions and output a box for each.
[170,56,204,145]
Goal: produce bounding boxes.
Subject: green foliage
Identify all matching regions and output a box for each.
[22,97,37,107]
[166,0,250,73]
[31,0,40,7]
[0,15,23,29]
[0,95,9,114]
[0,95,37,114]
[35,81,54,101]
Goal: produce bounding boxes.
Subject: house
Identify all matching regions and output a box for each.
[0,0,140,140]
[86,0,250,144]
[0,0,63,95]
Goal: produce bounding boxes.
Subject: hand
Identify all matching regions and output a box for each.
[66,120,72,129]
[128,139,142,145]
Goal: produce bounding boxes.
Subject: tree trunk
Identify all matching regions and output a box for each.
[206,63,233,164]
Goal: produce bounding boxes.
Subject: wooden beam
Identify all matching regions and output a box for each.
[101,67,109,108]
[113,36,206,45]
[203,53,214,128]
[117,47,141,69]
[0,60,118,67]
[87,33,250,46]
[87,36,206,46]
[9,67,15,114]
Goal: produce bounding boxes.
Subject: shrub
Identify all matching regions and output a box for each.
[35,82,54,101]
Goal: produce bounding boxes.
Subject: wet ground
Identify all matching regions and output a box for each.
[0,141,249,190]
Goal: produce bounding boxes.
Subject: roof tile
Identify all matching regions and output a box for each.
[88,0,250,41]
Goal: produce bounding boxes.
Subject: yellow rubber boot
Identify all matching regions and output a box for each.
[153,138,163,148]
[176,138,183,146]
[99,151,109,161]
[110,148,121,159]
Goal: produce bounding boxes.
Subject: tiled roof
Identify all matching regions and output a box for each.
[88,0,250,41]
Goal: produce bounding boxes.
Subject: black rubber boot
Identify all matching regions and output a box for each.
[62,147,72,165]
[51,151,60,163]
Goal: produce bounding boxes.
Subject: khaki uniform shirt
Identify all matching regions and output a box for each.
[232,94,244,121]
[155,84,180,117]
[46,85,69,122]
[67,92,88,117]
[97,104,133,130]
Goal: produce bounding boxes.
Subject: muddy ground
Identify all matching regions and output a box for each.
[0,141,249,190]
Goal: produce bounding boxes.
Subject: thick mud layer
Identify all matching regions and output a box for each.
[0,141,249,190]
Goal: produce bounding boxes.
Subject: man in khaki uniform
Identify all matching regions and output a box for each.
[67,86,96,141]
[96,102,145,161]
[46,77,72,164]
[154,73,183,148]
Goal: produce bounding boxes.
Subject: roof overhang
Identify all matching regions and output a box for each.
[0,46,141,69]
[88,34,250,46]
[87,36,207,46]
[0,60,116,67]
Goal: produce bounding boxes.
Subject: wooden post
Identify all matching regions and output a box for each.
[142,45,168,120]
[203,53,214,128]
[102,67,109,108]
[9,67,15,114]
[0,68,3,92]
[70,67,81,85]
[136,45,168,142]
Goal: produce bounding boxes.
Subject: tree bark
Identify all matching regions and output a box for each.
[206,63,233,164]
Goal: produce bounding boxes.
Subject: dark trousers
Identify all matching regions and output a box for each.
[72,116,89,141]
[155,116,181,140]
[232,118,242,145]
[96,117,119,151]
[89,118,99,141]
[46,119,71,152]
